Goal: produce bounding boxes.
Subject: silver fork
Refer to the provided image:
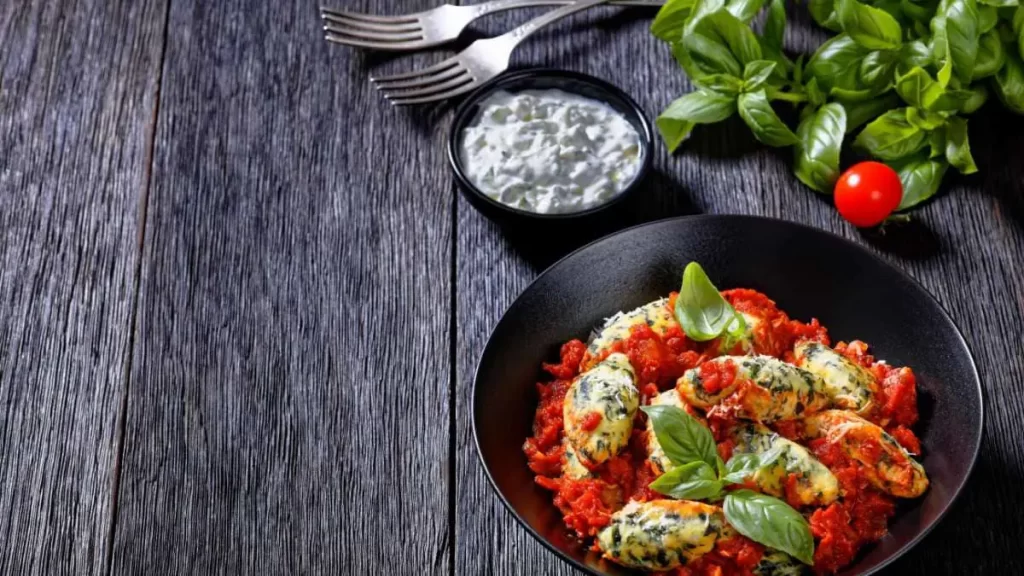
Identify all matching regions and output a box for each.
[369,0,613,105]
[321,0,662,51]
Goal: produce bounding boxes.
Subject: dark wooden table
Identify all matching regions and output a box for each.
[2,0,1022,574]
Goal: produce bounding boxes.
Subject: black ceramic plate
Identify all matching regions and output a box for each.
[473,215,982,576]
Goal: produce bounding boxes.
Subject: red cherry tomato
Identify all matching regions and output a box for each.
[834,162,903,227]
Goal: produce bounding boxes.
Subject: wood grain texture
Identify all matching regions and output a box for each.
[108,0,454,573]
[0,1,167,574]
[455,5,1024,576]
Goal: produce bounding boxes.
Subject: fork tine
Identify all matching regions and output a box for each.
[387,81,478,106]
[372,64,464,90]
[320,6,418,24]
[321,13,421,33]
[381,72,473,99]
[322,24,424,43]
[324,33,428,50]
[370,59,459,83]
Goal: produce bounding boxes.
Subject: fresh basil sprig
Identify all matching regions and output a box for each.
[674,262,746,342]
[642,404,784,496]
[652,0,1024,213]
[643,403,814,565]
[650,460,725,499]
[724,489,816,565]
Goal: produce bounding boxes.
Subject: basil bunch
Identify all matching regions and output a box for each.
[642,404,815,565]
[653,0,1024,210]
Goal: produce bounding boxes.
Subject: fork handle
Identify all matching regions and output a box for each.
[467,0,660,16]
[496,0,613,44]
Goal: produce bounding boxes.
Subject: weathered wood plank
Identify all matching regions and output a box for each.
[109,0,454,573]
[0,0,167,574]
[455,6,1024,576]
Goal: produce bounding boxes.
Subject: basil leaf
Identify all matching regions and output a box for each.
[652,0,698,42]
[764,0,787,52]
[899,41,932,73]
[738,90,800,146]
[928,129,947,158]
[743,61,779,92]
[805,77,827,107]
[841,93,901,132]
[873,0,905,19]
[806,34,872,93]
[895,67,942,108]
[959,83,989,113]
[854,109,929,160]
[727,0,766,22]
[724,490,815,566]
[937,35,954,86]
[642,404,720,467]
[689,0,728,26]
[894,66,970,111]
[722,453,762,484]
[657,91,739,151]
[906,107,947,131]
[902,0,940,22]
[723,444,785,484]
[859,50,899,92]
[977,0,1017,6]
[650,461,725,500]
[934,0,981,83]
[944,117,978,173]
[701,74,747,94]
[837,0,904,50]
[973,29,1005,79]
[675,261,744,343]
[794,103,847,192]
[978,5,999,33]
[685,9,763,78]
[809,0,842,31]
[895,153,949,209]
[672,41,707,80]
[994,51,1024,113]
[759,41,795,84]
[685,33,745,77]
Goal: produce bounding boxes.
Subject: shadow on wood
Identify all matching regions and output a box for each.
[495,169,700,270]
[860,218,942,261]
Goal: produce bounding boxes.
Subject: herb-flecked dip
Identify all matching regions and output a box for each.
[523,274,926,575]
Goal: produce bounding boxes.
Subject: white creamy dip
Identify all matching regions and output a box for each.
[459,89,642,214]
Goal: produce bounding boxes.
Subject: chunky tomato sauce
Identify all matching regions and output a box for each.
[523,294,923,575]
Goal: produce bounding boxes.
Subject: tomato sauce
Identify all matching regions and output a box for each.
[809,438,896,573]
[672,535,766,576]
[523,291,924,575]
[722,289,830,358]
[698,358,738,394]
[834,340,921,442]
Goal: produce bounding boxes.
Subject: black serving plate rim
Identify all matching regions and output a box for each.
[471,214,983,576]
[447,67,654,221]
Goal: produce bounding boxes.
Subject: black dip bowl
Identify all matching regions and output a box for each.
[472,215,983,576]
[447,68,653,230]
